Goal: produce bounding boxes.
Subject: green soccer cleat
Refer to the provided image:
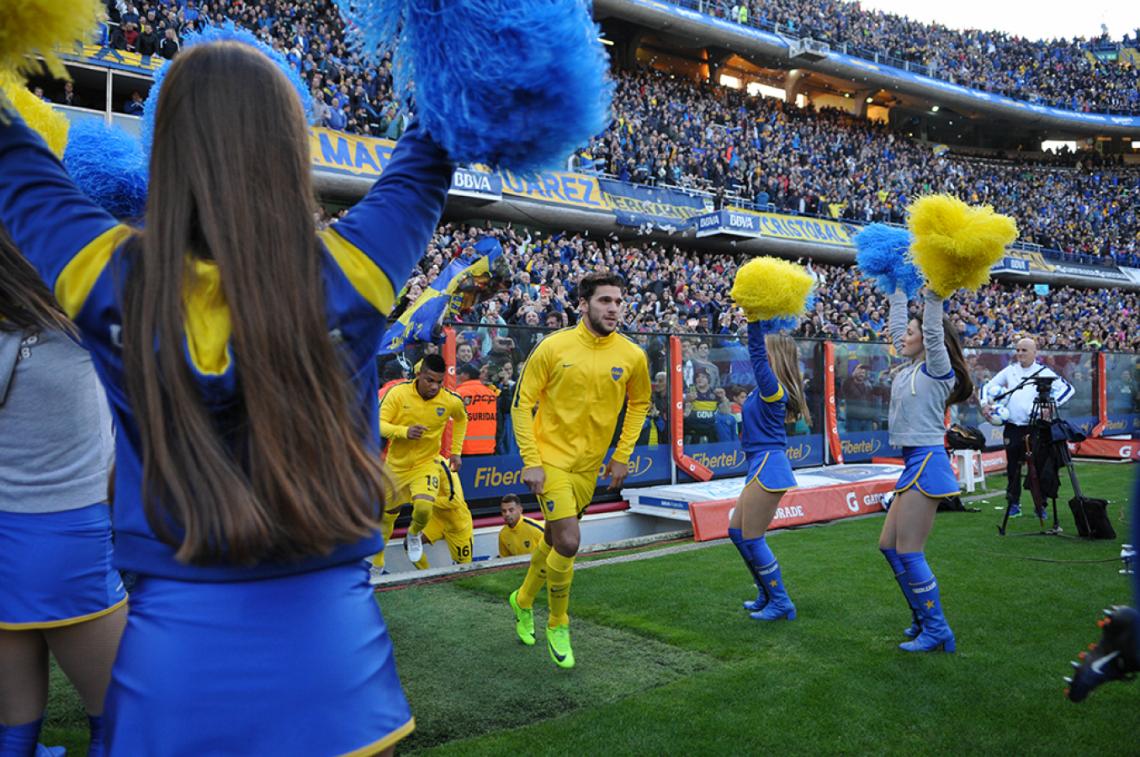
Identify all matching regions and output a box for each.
[509,590,535,646]
[547,624,575,669]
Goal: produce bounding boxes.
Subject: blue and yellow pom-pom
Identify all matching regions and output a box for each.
[730,256,814,326]
[0,74,69,157]
[907,194,1018,297]
[334,0,612,172]
[853,223,923,298]
[0,0,104,80]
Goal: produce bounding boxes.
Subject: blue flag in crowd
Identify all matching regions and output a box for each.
[378,236,503,355]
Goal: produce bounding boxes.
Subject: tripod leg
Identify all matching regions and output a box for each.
[1061,445,1084,501]
[1025,446,1047,517]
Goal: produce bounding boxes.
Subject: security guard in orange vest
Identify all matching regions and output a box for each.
[455,362,499,455]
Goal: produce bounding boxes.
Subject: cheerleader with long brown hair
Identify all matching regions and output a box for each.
[725,258,814,622]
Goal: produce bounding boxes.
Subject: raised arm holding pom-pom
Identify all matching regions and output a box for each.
[724,261,813,622]
[878,278,973,654]
[0,37,457,755]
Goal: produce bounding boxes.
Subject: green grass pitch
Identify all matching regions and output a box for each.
[41,463,1138,754]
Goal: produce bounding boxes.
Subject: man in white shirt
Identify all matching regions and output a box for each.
[981,337,1074,518]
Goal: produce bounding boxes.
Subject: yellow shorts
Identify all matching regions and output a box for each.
[380,461,441,546]
[389,461,442,509]
[421,459,473,563]
[422,505,474,564]
[537,465,597,523]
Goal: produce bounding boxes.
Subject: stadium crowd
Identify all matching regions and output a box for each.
[379,219,1140,355]
[691,0,1140,115]
[102,0,409,137]
[97,3,1140,265]
[103,1,1140,117]
[587,69,1140,265]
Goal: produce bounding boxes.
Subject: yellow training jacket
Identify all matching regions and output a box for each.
[512,321,651,473]
[498,516,545,557]
[380,380,468,471]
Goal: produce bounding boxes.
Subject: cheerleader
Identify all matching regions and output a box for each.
[878,286,973,652]
[0,232,124,756]
[0,42,453,753]
[855,199,1017,654]
[729,322,812,620]
[726,258,814,621]
[1,0,609,746]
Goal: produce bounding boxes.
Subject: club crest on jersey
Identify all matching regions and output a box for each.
[611,366,623,381]
[436,407,446,416]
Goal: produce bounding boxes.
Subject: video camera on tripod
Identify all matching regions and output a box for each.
[995,372,1114,539]
[1028,374,1059,413]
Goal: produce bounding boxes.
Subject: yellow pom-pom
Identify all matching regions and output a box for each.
[0,0,105,80]
[729,256,814,322]
[908,194,1019,297]
[0,74,69,157]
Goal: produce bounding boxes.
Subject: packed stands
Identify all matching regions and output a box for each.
[586,69,1140,265]
[368,218,1140,353]
[683,0,1140,114]
[95,3,1140,266]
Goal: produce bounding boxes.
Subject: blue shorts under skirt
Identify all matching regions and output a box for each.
[104,562,413,756]
[0,504,127,629]
[746,450,799,492]
[894,446,959,498]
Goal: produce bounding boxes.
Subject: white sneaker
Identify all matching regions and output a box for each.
[405,531,423,563]
[368,566,385,586]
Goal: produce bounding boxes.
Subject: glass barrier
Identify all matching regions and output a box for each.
[964,348,1098,447]
[381,325,1135,501]
[1105,352,1140,434]
[678,333,825,479]
[832,341,905,461]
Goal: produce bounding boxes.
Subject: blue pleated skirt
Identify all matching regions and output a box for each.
[894,446,959,498]
[746,449,798,492]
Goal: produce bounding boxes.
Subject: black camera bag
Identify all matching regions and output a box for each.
[1068,496,1116,540]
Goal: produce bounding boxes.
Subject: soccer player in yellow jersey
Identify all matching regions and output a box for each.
[508,273,651,668]
[410,455,475,570]
[498,494,545,557]
[375,354,467,569]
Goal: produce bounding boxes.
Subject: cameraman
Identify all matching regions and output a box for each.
[981,337,1073,518]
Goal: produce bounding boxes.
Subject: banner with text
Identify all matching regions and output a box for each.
[681,435,824,481]
[695,209,860,247]
[311,128,607,212]
[598,178,708,229]
[460,445,671,500]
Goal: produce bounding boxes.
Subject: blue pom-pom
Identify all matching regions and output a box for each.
[757,292,815,333]
[63,120,148,221]
[140,22,315,157]
[335,0,613,172]
[758,315,799,333]
[853,223,923,298]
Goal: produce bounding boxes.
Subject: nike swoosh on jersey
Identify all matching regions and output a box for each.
[1090,650,1119,674]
